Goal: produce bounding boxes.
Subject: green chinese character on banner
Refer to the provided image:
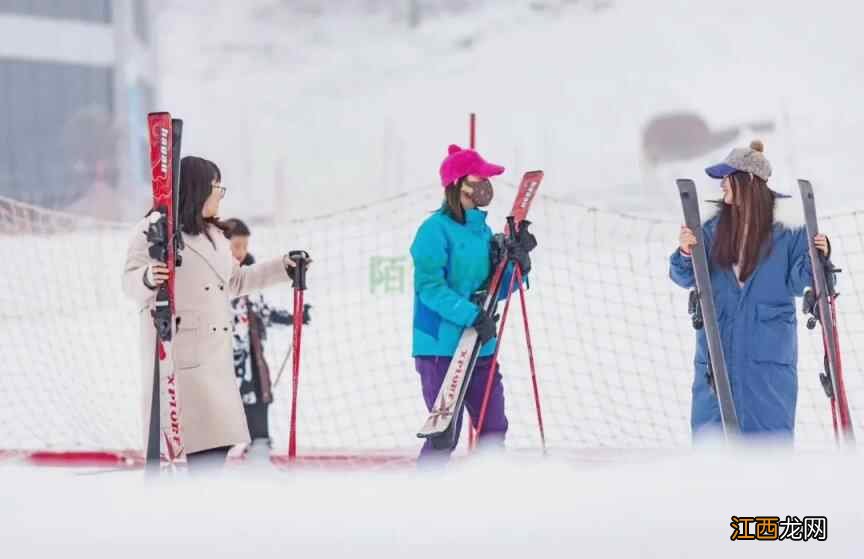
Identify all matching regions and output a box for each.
[370,256,408,295]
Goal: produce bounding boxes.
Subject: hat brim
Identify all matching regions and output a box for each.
[707,163,791,198]
[705,163,738,179]
[474,162,506,179]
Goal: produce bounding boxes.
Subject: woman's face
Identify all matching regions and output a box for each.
[721,177,734,205]
[230,235,249,263]
[460,174,485,209]
[202,178,224,218]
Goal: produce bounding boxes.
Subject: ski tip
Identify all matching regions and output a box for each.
[797,178,813,190]
[523,169,544,180]
[676,178,695,190]
[147,111,171,118]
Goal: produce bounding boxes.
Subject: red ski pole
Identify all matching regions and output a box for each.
[287,251,309,462]
[514,265,546,453]
[468,112,478,449]
[827,298,853,439]
[474,263,519,440]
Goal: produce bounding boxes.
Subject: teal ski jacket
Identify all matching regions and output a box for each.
[410,207,521,358]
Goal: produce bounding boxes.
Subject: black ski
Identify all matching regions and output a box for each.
[677,178,740,436]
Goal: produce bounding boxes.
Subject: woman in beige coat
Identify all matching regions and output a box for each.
[122,156,305,470]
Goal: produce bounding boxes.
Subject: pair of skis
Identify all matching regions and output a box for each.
[146,112,185,470]
[798,180,854,443]
[677,178,854,444]
[416,171,545,451]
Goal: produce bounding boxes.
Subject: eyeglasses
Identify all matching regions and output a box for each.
[212,184,227,198]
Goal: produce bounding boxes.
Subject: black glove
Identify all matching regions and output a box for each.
[508,221,538,274]
[283,251,311,280]
[515,220,538,253]
[490,233,506,271]
[472,308,498,345]
[510,245,532,275]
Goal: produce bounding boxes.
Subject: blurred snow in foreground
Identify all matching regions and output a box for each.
[2,449,861,558]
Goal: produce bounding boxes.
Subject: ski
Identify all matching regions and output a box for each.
[798,179,855,444]
[417,170,543,448]
[146,112,186,470]
[676,179,740,436]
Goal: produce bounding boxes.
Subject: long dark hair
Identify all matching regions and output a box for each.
[178,156,224,243]
[712,172,776,282]
[442,179,465,224]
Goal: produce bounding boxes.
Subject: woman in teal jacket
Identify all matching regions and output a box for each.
[671,141,829,439]
[411,144,536,462]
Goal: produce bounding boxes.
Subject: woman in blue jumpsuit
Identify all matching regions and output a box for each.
[670,141,830,439]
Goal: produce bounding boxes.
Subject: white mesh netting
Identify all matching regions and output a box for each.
[1,186,863,459]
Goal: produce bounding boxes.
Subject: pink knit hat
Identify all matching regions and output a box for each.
[439,144,505,187]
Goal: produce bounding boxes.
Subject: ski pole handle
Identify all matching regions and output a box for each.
[289,250,309,290]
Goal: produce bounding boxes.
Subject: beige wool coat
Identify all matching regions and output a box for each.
[122,219,291,454]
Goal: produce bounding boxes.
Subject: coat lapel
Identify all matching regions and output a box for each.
[181,232,229,285]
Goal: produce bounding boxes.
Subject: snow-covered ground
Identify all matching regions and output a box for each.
[2,450,862,558]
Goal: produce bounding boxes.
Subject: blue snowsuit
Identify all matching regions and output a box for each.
[669,216,814,437]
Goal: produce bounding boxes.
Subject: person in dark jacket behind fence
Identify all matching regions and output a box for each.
[670,140,830,441]
[223,218,311,447]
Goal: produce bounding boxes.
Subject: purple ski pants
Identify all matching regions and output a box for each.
[416,355,508,463]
